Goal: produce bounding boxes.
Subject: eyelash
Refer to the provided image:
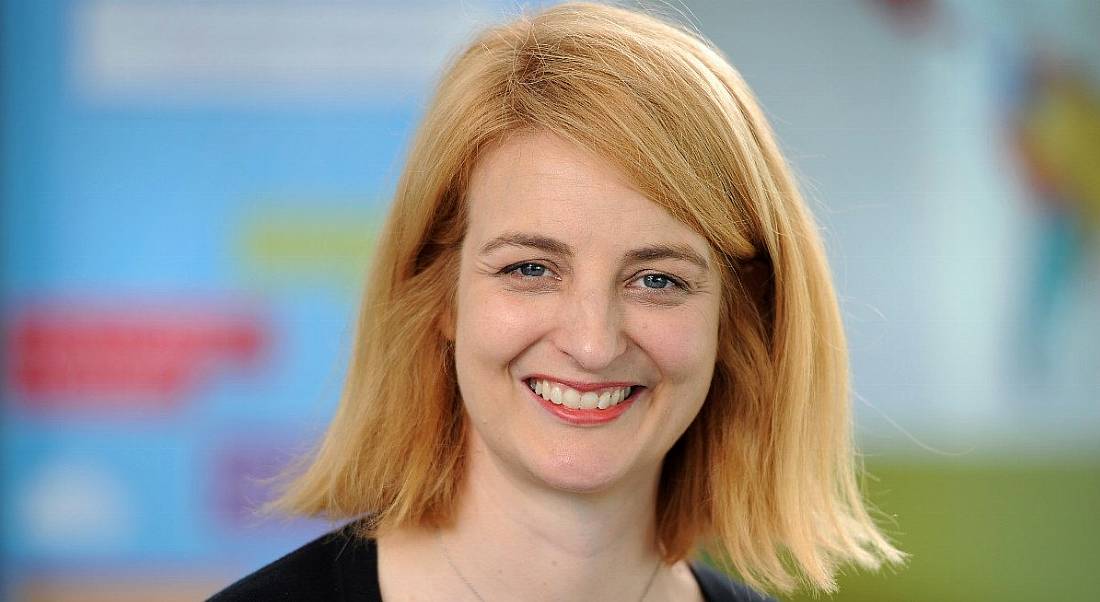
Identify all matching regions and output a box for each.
[496,261,689,293]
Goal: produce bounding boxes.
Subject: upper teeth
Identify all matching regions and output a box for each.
[527,379,633,410]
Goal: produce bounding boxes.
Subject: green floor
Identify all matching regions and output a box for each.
[774,457,1100,601]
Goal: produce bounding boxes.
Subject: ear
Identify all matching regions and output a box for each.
[438,301,456,343]
[436,248,463,344]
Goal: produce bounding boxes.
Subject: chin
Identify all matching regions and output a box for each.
[523,448,630,495]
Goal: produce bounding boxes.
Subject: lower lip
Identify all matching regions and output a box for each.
[524,383,639,426]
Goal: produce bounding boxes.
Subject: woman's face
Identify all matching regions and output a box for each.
[452,130,721,494]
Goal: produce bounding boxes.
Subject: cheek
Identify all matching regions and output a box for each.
[456,281,547,371]
[631,306,719,385]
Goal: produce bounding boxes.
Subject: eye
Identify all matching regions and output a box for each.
[497,261,559,281]
[496,261,560,292]
[509,262,548,277]
[517,263,546,277]
[640,274,674,289]
[633,272,685,291]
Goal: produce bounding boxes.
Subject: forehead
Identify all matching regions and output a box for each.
[465,131,704,247]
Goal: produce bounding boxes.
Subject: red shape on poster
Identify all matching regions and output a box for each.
[7,304,267,408]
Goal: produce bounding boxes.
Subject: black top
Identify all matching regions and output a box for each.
[209,524,776,601]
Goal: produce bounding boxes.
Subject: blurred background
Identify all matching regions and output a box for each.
[2,0,1097,600]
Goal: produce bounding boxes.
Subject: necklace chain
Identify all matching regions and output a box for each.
[436,529,662,602]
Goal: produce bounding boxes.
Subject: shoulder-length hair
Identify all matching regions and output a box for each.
[273,1,904,594]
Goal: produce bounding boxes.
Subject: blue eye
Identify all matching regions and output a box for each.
[513,263,546,277]
[641,274,674,289]
[495,261,560,292]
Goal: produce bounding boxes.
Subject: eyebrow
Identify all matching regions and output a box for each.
[478,231,710,272]
[625,244,710,272]
[478,232,571,257]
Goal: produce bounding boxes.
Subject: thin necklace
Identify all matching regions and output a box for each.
[436,529,663,602]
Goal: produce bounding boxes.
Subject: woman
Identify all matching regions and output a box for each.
[212,3,905,600]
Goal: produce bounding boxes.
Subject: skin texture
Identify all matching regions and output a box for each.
[454,130,721,497]
[379,130,719,601]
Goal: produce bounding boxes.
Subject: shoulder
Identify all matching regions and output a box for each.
[689,561,778,602]
[207,524,379,602]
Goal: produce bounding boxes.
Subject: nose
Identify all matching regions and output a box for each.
[551,282,627,372]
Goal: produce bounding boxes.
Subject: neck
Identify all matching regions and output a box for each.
[436,434,666,601]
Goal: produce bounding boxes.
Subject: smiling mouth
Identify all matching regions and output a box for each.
[525,378,641,410]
